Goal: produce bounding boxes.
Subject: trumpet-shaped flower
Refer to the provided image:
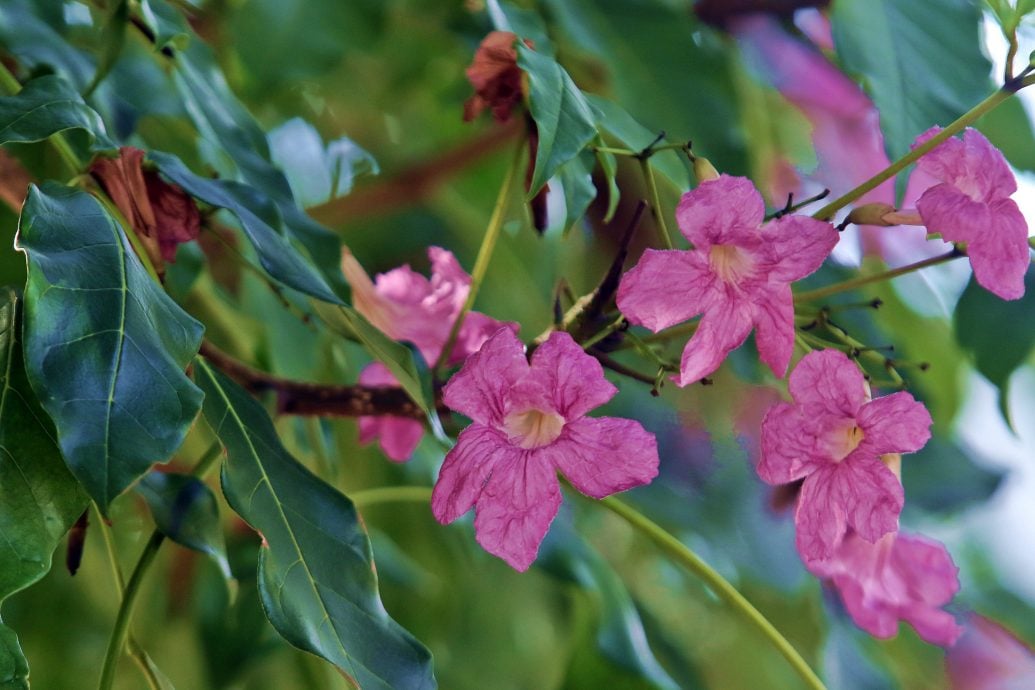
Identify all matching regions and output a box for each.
[947,614,1035,689]
[810,530,961,646]
[757,349,932,564]
[911,127,1030,300]
[617,175,838,385]
[342,246,513,461]
[432,328,659,571]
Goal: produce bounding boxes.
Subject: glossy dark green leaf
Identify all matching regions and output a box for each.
[0,75,113,150]
[518,44,599,197]
[195,360,437,690]
[557,151,597,236]
[172,45,350,296]
[0,289,86,690]
[0,2,94,90]
[0,289,87,601]
[0,623,27,690]
[953,272,1035,418]
[148,150,344,305]
[831,0,992,160]
[18,183,204,511]
[137,471,231,579]
[312,301,430,416]
[138,0,191,51]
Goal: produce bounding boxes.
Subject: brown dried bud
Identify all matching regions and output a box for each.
[463,31,530,124]
[91,147,200,275]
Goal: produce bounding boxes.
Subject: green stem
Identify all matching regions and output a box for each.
[433,138,524,373]
[0,61,82,176]
[96,442,222,690]
[640,158,673,249]
[794,250,960,303]
[98,530,165,690]
[596,496,827,690]
[580,315,626,350]
[350,486,433,508]
[811,88,1015,220]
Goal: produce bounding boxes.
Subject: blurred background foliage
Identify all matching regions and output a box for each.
[1,0,1034,688]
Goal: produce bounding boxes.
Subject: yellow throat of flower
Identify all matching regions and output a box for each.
[504,408,566,449]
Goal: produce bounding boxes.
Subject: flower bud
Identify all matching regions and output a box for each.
[692,156,720,183]
[845,202,897,226]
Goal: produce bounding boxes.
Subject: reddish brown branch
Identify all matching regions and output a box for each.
[306,118,522,226]
[199,341,430,419]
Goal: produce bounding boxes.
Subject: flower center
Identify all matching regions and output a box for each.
[828,420,864,462]
[709,244,754,283]
[503,408,566,449]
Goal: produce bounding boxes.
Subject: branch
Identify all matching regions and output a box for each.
[198,341,431,419]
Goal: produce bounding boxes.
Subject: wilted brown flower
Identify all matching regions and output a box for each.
[463,31,528,123]
[91,146,201,274]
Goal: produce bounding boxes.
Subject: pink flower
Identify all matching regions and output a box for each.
[910,127,1030,300]
[342,246,514,461]
[810,530,961,647]
[757,349,932,564]
[616,175,838,385]
[432,328,659,571]
[946,614,1035,689]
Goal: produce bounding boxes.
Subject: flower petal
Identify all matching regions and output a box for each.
[526,331,617,419]
[431,425,515,524]
[762,215,838,282]
[674,305,754,386]
[967,199,1030,301]
[546,417,659,498]
[787,349,868,415]
[675,175,765,246]
[916,182,988,245]
[961,127,1016,201]
[472,450,562,571]
[758,402,828,484]
[795,459,903,564]
[616,249,716,332]
[361,416,424,462]
[452,313,518,365]
[753,284,795,378]
[442,327,528,426]
[892,534,962,646]
[857,391,932,455]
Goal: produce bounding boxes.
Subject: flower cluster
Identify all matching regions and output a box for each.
[756,349,960,645]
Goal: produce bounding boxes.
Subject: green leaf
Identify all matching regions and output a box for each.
[0,623,27,690]
[0,75,113,149]
[976,96,1035,172]
[585,95,691,191]
[953,272,1035,422]
[518,44,599,197]
[312,301,430,415]
[137,471,232,579]
[194,360,437,690]
[0,2,94,90]
[18,183,204,511]
[0,288,87,601]
[831,0,992,160]
[488,0,554,56]
[148,150,345,305]
[557,151,597,235]
[0,289,86,689]
[138,0,191,52]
